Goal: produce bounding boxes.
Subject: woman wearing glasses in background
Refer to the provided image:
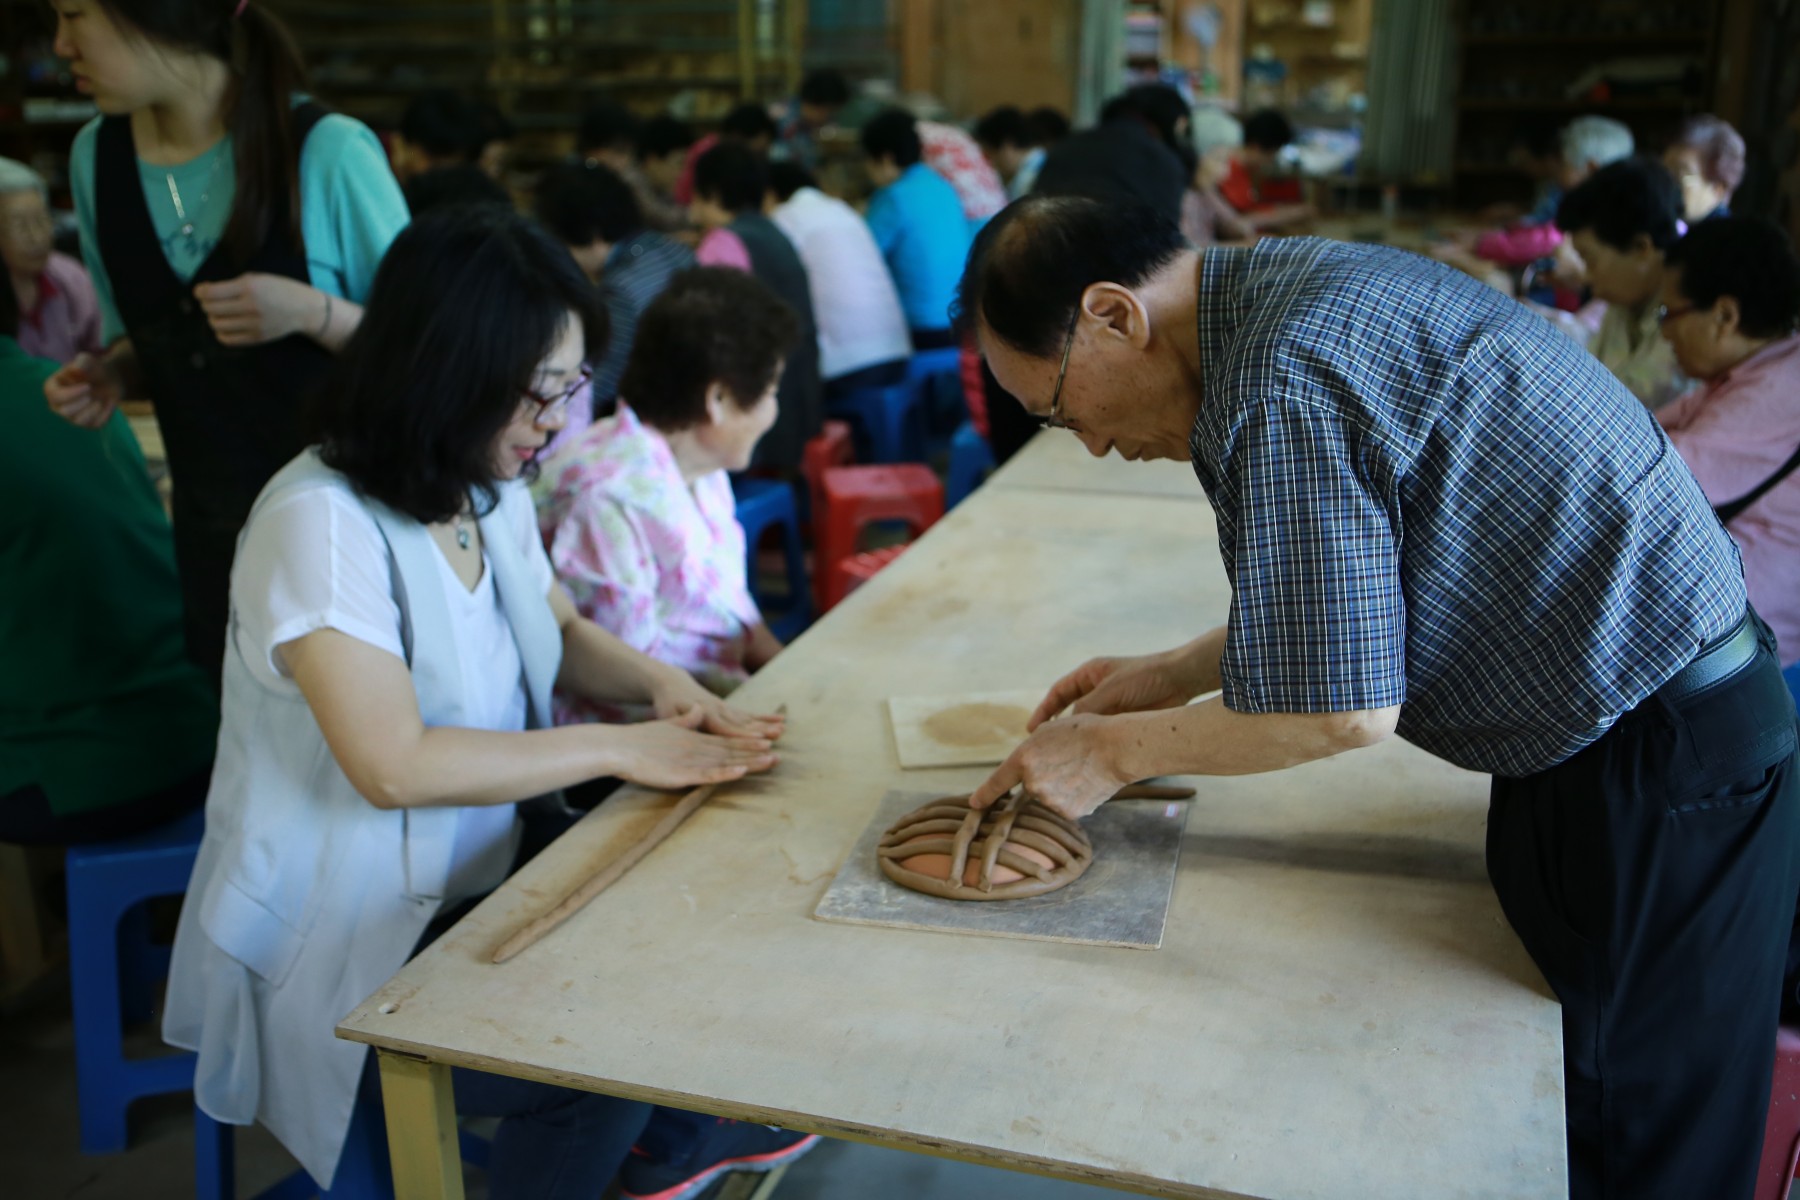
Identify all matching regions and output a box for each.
[161,208,786,1199]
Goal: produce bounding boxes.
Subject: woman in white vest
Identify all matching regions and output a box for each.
[162,207,785,1197]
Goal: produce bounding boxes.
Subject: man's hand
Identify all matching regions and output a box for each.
[969,713,1132,819]
[45,351,123,428]
[1030,647,1204,730]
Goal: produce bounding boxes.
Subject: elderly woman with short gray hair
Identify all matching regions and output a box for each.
[0,157,101,364]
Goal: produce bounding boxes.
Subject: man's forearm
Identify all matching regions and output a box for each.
[1101,697,1400,780]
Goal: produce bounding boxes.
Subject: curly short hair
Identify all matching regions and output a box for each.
[639,116,695,162]
[619,268,800,432]
[860,108,922,168]
[1555,157,1683,252]
[313,206,606,523]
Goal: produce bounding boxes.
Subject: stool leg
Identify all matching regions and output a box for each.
[67,862,131,1154]
[776,504,811,641]
[119,901,161,1026]
[194,1109,235,1200]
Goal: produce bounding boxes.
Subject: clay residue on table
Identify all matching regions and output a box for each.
[922,702,1030,748]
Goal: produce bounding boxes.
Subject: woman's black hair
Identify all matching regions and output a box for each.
[1242,109,1295,152]
[313,206,606,523]
[798,68,850,109]
[1026,107,1070,145]
[860,108,922,168]
[94,0,310,268]
[719,101,778,143]
[400,89,481,160]
[692,142,766,214]
[403,164,510,217]
[579,99,640,156]
[974,106,1031,151]
[535,160,642,245]
[1555,157,1683,252]
[619,267,798,432]
[1664,217,1800,340]
[639,115,695,162]
[766,161,817,203]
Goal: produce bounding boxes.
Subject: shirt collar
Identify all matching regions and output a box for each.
[1194,243,1254,373]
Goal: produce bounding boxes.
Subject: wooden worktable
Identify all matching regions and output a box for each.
[338,436,1567,1200]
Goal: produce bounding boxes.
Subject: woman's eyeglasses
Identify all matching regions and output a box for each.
[521,364,594,423]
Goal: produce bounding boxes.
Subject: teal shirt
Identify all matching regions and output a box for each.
[70,109,410,344]
[0,338,218,815]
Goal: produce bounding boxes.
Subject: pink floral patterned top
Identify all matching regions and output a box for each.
[532,403,763,723]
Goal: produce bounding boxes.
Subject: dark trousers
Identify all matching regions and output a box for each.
[1488,612,1800,1200]
[823,357,908,403]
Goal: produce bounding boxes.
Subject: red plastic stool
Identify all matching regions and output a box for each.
[800,419,855,531]
[816,464,943,611]
[1758,1026,1800,1199]
[831,545,908,605]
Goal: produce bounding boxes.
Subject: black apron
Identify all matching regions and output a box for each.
[729,212,821,471]
[95,105,334,685]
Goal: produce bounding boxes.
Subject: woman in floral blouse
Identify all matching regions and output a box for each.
[534,267,798,724]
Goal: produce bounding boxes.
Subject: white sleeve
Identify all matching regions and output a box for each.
[502,481,557,598]
[230,485,407,691]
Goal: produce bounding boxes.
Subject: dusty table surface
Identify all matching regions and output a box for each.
[340,482,1566,1200]
[986,431,1208,503]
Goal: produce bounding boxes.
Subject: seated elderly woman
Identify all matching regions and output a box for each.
[1657,216,1800,666]
[1664,114,1745,224]
[0,157,101,364]
[535,267,798,725]
[1552,157,1694,410]
[161,207,801,1200]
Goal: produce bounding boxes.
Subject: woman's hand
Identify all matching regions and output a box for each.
[45,351,124,428]
[969,713,1133,819]
[603,708,779,789]
[194,273,326,346]
[649,668,786,741]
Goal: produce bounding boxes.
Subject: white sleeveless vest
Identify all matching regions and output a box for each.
[162,449,564,1186]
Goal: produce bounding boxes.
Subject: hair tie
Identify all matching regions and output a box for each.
[234,0,248,16]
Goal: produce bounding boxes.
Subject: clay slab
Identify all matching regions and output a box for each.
[814,789,1191,949]
[887,690,1044,769]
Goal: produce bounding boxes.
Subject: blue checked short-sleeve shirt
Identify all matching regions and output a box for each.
[1188,238,1746,776]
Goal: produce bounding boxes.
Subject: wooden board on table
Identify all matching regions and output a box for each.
[814,789,1190,949]
[886,689,1042,769]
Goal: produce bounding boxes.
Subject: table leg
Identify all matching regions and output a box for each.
[377,1050,466,1200]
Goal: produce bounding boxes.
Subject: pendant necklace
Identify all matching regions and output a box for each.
[166,153,223,257]
[453,513,471,550]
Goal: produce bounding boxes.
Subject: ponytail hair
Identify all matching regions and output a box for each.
[96,0,312,267]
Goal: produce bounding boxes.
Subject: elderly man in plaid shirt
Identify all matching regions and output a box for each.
[957,194,1800,1200]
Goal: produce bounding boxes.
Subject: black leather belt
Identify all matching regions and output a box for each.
[1660,611,1759,703]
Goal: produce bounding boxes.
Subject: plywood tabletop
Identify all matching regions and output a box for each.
[339,463,1566,1200]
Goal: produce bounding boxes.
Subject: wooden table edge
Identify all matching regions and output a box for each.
[345,1029,1258,1200]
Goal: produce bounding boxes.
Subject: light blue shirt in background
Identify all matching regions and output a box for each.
[863,162,973,333]
[70,109,410,344]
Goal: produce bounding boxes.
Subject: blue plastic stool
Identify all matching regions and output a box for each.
[945,421,996,509]
[906,347,966,452]
[65,806,206,1154]
[195,1101,490,1200]
[732,476,811,643]
[1784,662,1800,711]
[826,380,925,464]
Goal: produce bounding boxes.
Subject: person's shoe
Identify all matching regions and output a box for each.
[619,1119,819,1200]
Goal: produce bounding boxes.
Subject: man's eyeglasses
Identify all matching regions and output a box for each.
[1039,307,1079,430]
[1657,303,1698,327]
[521,364,593,424]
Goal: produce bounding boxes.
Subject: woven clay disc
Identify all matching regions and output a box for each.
[877,795,1094,901]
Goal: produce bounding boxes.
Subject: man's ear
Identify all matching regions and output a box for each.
[1083,283,1152,350]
